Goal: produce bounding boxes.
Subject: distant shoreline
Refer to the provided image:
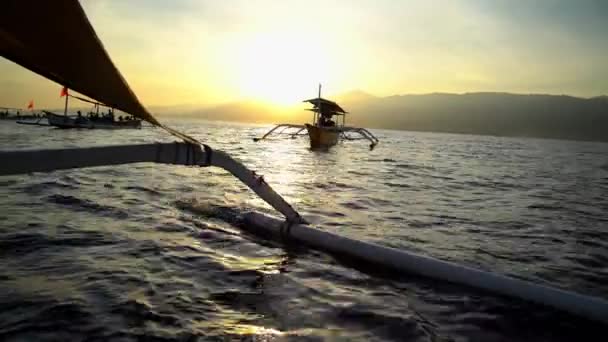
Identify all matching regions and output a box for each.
[150,116,608,144]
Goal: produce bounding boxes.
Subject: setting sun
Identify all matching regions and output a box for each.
[222,32,337,105]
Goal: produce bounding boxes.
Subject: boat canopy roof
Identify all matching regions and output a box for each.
[303,97,347,115]
[0,0,159,125]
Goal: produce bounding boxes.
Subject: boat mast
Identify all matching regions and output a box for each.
[63,88,69,117]
[317,83,322,126]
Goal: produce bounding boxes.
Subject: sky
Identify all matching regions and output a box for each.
[1,0,607,111]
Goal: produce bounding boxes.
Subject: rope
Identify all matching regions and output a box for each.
[160,124,199,145]
[155,123,207,166]
[151,119,302,222]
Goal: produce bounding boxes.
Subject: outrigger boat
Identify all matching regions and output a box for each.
[46,111,141,129]
[45,93,141,129]
[1,0,608,325]
[1,106,49,126]
[16,115,49,126]
[254,85,379,149]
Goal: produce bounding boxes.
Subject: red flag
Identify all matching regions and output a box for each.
[60,86,68,97]
[27,100,34,109]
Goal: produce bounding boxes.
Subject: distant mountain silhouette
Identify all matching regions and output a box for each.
[341,92,608,142]
[177,100,307,124]
[334,90,378,104]
[158,92,608,142]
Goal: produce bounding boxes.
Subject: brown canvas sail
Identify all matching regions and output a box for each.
[0,0,159,126]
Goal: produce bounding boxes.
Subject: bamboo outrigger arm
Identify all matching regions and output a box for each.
[253,124,307,142]
[0,143,306,224]
[340,126,380,148]
[254,124,380,148]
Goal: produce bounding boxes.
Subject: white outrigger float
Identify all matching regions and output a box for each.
[1,0,608,325]
[254,85,379,149]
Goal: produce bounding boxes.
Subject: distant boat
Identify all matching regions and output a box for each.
[45,93,141,129]
[1,107,40,122]
[45,111,141,129]
[254,85,379,149]
[16,115,49,126]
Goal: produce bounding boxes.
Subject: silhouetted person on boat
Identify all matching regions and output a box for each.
[76,111,86,124]
[319,116,328,126]
[106,109,114,122]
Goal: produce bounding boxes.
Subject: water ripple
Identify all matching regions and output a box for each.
[1,120,607,341]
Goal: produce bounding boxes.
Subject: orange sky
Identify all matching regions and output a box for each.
[1,0,606,111]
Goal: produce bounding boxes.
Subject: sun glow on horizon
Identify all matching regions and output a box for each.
[223,32,338,105]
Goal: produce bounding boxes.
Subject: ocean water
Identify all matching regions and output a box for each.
[0,119,607,341]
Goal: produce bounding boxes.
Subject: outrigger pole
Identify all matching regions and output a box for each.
[253,124,307,142]
[244,212,608,324]
[63,87,69,117]
[0,143,304,224]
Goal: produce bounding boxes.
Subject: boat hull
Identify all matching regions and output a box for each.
[46,112,141,129]
[305,124,339,149]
